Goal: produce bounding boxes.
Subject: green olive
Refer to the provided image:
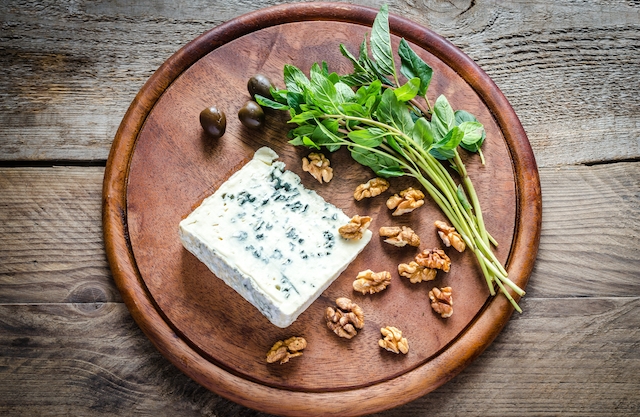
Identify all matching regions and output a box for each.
[199,106,226,138]
[247,74,274,99]
[238,100,265,129]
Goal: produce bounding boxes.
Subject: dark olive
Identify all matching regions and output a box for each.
[238,100,265,129]
[247,74,274,99]
[199,106,226,138]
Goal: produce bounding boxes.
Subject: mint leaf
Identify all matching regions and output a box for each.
[370,5,396,79]
[434,95,455,131]
[354,80,382,105]
[289,110,323,124]
[412,117,434,151]
[313,117,342,152]
[335,81,356,103]
[394,77,420,102]
[458,121,485,145]
[286,91,305,113]
[454,109,478,125]
[341,72,376,87]
[434,126,464,151]
[430,110,448,139]
[270,88,289,104]
[340,102,368,117]
[376,88,414,134]
[386,135,407,158]
[454,111,486,153]
[340,43,370,75]
[302,136,320,149]
[429,147,455,160]
[398,39,433,97]
[350,147,402,178]
[347,128,386,148]
[284,65,310,94]
[309,71,340,113]
[290,124,315,137]
[310,62,324,81]
[255,94,289,111]
[376,166,405,177]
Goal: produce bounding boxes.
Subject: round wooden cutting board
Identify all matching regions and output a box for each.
[103,3,542,416]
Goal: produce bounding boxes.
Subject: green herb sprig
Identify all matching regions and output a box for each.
[257,5,525,311]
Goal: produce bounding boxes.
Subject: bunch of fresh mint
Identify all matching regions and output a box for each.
[257,5,525,311]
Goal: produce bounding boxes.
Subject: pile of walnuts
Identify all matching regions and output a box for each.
[267,168,467,364]
[348,177,463,321]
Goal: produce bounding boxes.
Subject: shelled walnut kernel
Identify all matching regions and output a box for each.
[354,177,390,201]
[266,336,307,364]
[398,261,436,283]
[338,215,372,240]
[379,226,420,247]
[378,326,409,354]
[386,187,425,216]
[353,269,391,294]
[415,248,451,272]
[435,220,466,252]
[429,287,453,318]
[325,297,364,339]
[302,152,333,183]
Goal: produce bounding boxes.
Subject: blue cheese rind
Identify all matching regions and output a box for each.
[179,147,372,328]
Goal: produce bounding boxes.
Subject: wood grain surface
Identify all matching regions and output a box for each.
[1,0,639,416]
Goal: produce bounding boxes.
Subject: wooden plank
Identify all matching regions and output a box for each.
[1,161,639,303]
[0,303,218,416]
[433,4,640,168]
[0,298,638,416]
[529,162,640,297]
[0,167,119,304]
[1,0,639,164]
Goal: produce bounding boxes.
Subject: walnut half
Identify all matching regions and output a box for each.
[379,226,420,247]
[338,215,372,240]
[302,153,333,183]
[415,248,451,272]
[435,220,466,252]
[266,336,307,364]
[325,297,365,339]
[354,177,390,201]
[398,261,436,284]
[429,287,453,318]
[386,187,425,216]
[353,269,391,295]
[378,326,409,354]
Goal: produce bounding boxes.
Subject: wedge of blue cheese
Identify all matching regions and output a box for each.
[179,147,372,328]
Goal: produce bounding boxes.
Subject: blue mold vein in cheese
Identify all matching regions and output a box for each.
[179,147,372,328]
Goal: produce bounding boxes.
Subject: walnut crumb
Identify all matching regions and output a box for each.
[354,177,390,201]
[415,248,451,272]
[302,153,333,183]
[378,326,409,354]
[435,220,466,252]
[386,187,425,216]
[266,336,307,364]
[398,261,437,283]
[429,287,453,318]
[353,269,391,294]
[338,215,372,240]
[325,297,364,339]
[379,226,420,247]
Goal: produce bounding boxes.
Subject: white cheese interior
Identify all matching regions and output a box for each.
[179,147,372,328]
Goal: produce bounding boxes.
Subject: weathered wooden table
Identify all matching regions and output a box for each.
[1,1,639,415]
